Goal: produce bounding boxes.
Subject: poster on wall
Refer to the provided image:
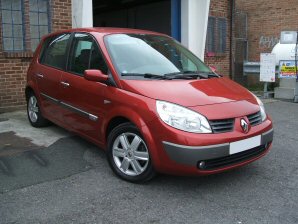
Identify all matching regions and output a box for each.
[260,53,276,82]
[279,60,298,78]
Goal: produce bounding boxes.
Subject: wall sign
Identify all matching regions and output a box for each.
[260,53,276,82]
[279,60,298,78]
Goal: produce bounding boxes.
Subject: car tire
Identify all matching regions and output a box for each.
[107,122,155,183]
[27,92,49,127]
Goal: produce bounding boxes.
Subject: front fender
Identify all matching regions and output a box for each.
[101,88,162,169]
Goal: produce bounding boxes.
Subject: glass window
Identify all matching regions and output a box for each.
[217,18,227,53]
[69,33,108,75]
[69,34,93,75]
[206,17,227,54]
[38,36,51,62]
[104,34,211,78]
[42,33,70,70]
[0,0,25,51]
[90,43,108,74]
[29,0,50,51]
[206,17,215,53]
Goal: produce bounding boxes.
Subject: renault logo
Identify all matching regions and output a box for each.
[240,119,249,133]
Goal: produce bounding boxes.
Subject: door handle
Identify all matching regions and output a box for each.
[60,81,70,87]
[36,73,44,78]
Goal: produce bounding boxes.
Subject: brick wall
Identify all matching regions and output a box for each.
[0,0,72,112]
[236,0,298,62]
[0,0,231,112]
[204,0,231,77]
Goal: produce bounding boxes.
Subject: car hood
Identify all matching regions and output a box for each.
[120,77,257,107]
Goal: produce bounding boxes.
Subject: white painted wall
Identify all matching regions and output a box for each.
[181,0,210,61]
[72,0,93,28]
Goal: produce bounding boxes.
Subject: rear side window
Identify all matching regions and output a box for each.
[68,33,108,76]
[38,37,52,62]
[41,33,71,70]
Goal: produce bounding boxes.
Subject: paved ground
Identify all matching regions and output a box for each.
[0,100,297,224]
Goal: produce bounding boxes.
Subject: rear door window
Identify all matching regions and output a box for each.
[41,33,71,70]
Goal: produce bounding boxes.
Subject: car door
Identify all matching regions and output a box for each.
[59,33,109,142]
[35,33,71,122]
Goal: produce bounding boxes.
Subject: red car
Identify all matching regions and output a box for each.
[25,28,273,182]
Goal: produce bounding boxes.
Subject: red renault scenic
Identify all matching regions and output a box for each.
[26,28,273,182]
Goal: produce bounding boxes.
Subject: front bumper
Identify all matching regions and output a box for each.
[163,128,273,170]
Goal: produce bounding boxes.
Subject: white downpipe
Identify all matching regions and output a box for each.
[181,0,210,61]
[72,0,93,28]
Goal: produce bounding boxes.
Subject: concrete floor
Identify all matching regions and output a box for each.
[0,100,297,224]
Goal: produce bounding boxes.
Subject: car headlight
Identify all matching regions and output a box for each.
[254,95,267,122]
[156,100,212,133]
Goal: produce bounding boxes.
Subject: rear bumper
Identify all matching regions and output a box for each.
[162,128,273,169]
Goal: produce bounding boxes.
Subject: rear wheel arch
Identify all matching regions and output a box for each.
[25,86,35,101]
[26,90,49,127]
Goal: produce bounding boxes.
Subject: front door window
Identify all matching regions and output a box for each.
[69,33,108,75]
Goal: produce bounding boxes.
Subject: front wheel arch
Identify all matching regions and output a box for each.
[105,116,131,141]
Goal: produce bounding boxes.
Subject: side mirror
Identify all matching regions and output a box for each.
[84,69,108,83]
[208,66,223,77]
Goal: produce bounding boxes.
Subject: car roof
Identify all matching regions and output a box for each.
[43,27,168,39]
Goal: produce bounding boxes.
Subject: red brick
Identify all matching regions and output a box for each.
[0,0,71,112]
[236,0,297,61]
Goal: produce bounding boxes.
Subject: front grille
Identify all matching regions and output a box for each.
[247,111,262,126]
[209,119,235,133]
[197,144,269,170]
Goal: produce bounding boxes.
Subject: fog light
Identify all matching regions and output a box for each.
[198,161,206,169]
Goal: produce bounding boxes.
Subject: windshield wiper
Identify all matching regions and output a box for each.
[121,71,220,80]
[164,71,220,79]
[121,73,172,80]
[206,72,221,78]
[183,71,221,78]
[163,71,207,79]
[166,73,202,80]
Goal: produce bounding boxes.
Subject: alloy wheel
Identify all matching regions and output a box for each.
[28,95,39,123]
[112,132,149,176]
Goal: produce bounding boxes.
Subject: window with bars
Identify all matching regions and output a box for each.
[0,0,51,52]
[0,0,25,51]
[206,17,215,53]
[206,17,227,55]
[29,0,50,51]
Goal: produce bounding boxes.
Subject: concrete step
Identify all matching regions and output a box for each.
[279,78,297,88]
[274,87,295,99]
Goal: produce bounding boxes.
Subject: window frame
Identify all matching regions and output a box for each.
[206,16,227,56]
[206,16,216,53]
[39,32,72,71]
[29,0,52,51]
[38,32,111,77]
[67,33,94,76]
[217,17,227,54]
[104,33,212,79]
[0,0,26,52]
[66,32,110,77]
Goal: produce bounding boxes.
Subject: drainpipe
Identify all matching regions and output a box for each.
[229,0,235,79]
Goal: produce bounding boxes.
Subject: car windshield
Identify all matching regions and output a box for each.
[104,34,214,80]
